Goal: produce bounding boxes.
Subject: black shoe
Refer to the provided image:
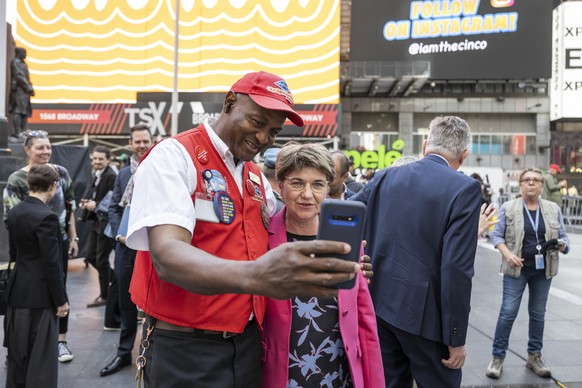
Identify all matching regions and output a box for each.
[99,356,132,377]
[87,296,107,308]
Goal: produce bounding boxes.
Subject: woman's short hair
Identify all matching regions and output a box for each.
[519,167,543,182]
[23,130,49,148]
[276,142,335,183]
[27,164,59,193]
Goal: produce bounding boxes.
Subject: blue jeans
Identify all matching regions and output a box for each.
[492,267,552,359]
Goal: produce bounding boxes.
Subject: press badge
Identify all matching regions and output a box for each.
[535,254,545,270]
[195,193,219,223]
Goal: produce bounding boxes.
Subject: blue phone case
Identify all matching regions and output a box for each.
[317,199,367,289]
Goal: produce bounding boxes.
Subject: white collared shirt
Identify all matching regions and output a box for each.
[126,119,276,251]
[427,153,451,167]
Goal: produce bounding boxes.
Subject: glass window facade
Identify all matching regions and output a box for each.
[412,133,537,156]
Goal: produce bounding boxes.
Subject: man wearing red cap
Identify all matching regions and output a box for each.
[542,164,566,206]
[124,71,360,387]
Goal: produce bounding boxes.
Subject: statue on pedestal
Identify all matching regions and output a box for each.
[9,47,35,140]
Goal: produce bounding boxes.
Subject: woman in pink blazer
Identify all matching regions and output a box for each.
[261,143,384,388]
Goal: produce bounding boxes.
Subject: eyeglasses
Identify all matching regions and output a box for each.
[284,177,328,194]
[24,130,49,146]
[520,178,543,184]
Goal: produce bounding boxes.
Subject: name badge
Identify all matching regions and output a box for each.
[535,254,545,270]
[195,193,219,223]
[248,171,261,185]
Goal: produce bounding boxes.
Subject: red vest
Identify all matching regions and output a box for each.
[130,125,268,332]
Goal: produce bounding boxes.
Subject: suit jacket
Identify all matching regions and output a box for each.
[83,165,117,229]
[108,165,132,238]
[6,196,67,309]
[346,175,363,193]
[351,154,482,347]
[261,208,384,388]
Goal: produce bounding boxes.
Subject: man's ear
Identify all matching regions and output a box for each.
[459,149,469,165]
[223,91,237,113]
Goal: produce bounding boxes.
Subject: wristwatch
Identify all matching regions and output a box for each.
[71,237,79,242]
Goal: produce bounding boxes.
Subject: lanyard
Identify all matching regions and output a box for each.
[523,200,541,251]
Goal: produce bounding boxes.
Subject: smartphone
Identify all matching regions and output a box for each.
[317,199,367,289]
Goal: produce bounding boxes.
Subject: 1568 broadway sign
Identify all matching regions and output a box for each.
[344,140,405,169]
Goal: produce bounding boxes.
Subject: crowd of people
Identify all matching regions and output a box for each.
[1,70,571,388]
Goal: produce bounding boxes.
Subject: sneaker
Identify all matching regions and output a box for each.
[485,357,504,379]
[526,353,551,377]
[58,341,74,363]
[103,326,121,331]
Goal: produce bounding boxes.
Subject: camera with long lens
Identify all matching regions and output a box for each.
[540,238,566,254]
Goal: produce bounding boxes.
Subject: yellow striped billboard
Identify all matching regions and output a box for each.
[14,0,340,104]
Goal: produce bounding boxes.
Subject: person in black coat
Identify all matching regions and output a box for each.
[80,145,117,308]
[5,164,70,388]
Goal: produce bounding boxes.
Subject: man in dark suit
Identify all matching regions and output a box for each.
[351,116,482,387]
[99,124,153,377]
[5,164,69,388]
[80,145,117,308]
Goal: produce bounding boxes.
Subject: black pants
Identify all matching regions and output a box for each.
[377,317,462,388]
[142,320,261,388]
[114,244,138,357]
[85,222,114,298]
[104,269,120,328]
[5,307,59,388]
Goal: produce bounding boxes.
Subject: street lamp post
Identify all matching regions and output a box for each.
[0,1,10,151]
[171,0,180,136]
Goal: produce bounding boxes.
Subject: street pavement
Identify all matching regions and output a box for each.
[0,233,581,388]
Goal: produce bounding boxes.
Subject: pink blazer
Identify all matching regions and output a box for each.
[261,208,385,388]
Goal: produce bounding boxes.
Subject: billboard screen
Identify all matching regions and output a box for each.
[12,0,340,104]
[551,2,582,121]
[350,0,552,79]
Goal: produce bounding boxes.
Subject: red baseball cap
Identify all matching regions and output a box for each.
[549,163,562,174]
[230,71,304,127]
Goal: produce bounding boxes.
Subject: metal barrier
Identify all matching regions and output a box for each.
[562,196,582,227]
[498,194,510,208]
[496,195,582,229]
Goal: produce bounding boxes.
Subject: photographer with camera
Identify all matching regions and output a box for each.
[486,167,569,380]
[470,173,492,206]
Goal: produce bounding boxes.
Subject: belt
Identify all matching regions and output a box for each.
[146,315,243,339]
